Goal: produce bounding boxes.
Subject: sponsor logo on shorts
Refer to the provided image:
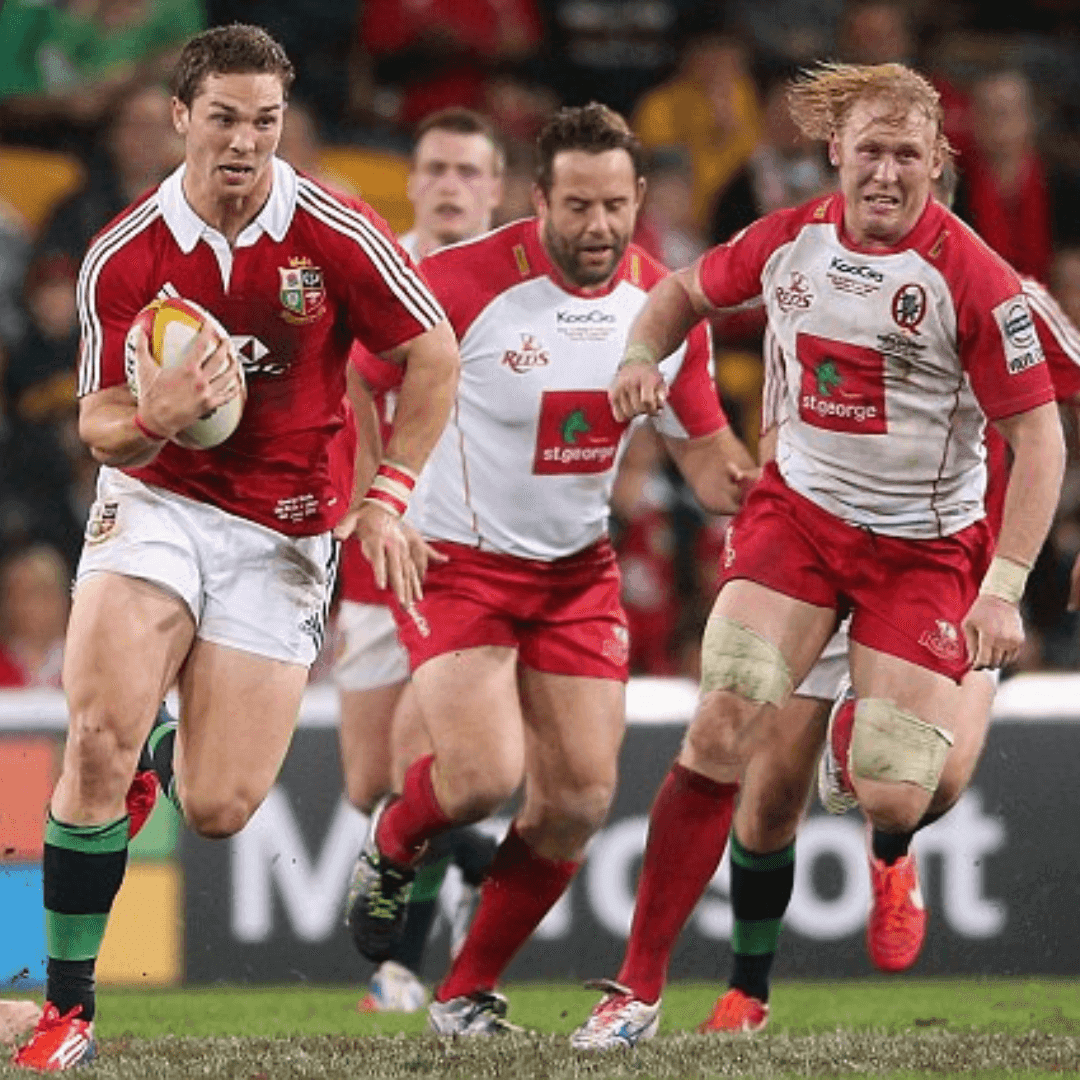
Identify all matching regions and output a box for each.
[555,308,618,342]
[406,603,431,638]
[827,256,883,297]
[775,270,814,313]
[533,390,626,475]
[602,623,630,666]
[278,258,327,325]
[992,296,1045,375]
[891,283,927,331]
[918,619,964,663]
[85,500,119,544]
[797,334,887,434]
[502,333,550,373]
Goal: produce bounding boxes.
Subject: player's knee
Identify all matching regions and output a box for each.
[700,615,792,709]
[850,698,952,827]
[342,768,388,816]
[683,699,751,769]
[183,790,260,839]
[437,749,523,822]
[62,699,143,788]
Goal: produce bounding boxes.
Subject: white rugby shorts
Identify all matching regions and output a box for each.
[77,467,336,667]
[794,619,851,702]
[332,599,409,692]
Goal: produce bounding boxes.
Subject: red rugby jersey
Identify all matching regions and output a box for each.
[76,158,444,535]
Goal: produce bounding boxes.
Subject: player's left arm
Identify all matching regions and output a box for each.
[964,401,1065,668]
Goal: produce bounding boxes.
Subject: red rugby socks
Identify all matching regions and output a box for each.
[617,763,738,1003]
[435,824,578,1002]
[375,754,453,864]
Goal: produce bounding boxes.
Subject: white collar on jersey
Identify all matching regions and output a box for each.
[158,156,298,252]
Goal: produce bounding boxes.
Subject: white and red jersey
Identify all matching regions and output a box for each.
[414,218,727,560]
[700,194,1055,538]
[76,157,444,535]
[761,273,1080,539]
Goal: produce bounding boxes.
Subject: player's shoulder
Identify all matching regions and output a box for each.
[293,168,400,247]
[917,200,1020,298]
[83,184,164,266]
[711,193,837,258]
[618,242,671,289]
[423,217,537,279]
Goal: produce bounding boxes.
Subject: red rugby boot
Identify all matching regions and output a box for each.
[125,769,159,840]
[12,1003,95,1071]
[866,851,927,972]
[698,987,769,1033]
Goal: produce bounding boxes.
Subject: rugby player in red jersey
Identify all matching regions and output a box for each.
[573,61,1064,1048]
[15,25,458,1070]
[346,102,756,1035]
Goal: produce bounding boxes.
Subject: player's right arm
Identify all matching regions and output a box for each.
[79,319,239,467]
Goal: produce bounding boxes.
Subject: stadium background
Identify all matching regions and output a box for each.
[1,0,1080,993]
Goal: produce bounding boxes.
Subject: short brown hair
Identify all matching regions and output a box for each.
[535,103,644,194]
[171,24,295,108]
[787,62,952,161]
[412,107,504,173]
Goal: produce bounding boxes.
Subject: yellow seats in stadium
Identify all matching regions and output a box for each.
[318,146,414,235]
[0,146,85,233]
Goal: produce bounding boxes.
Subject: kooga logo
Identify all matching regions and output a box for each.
[556,310,616,324]
[830,256,884,283]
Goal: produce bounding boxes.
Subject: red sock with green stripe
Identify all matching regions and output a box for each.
[728,831,795,1003]
[43,813,129,1021]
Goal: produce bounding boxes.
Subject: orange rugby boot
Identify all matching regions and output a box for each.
[698,987,769,1033]
[866,851,927,972]
[12,1003,95,1071]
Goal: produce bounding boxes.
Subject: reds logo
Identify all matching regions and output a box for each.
[918,619,964,663]
[776,271,814,313]
[601,624,630,666]
[502,333,550,373]
[891,283,927,331]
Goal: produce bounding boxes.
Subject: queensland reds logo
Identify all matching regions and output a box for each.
[892,283,927,331]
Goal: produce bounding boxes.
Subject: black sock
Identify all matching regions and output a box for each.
[448,826,498,887]
[728,832,795,1003]
[43,815,129,1021]
[144,704,180,813]
[386,852,450,975]
[871,827,914,865]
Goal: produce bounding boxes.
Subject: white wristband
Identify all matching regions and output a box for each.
[978,555,1030,605]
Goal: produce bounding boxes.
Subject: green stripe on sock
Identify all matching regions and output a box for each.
[45,814,129,854]
[730,833,795,872]
[165,777,183,816]
[46,912,110,961]
[147,717,177,756]
[731,917,783,956]
[410,855,451,903]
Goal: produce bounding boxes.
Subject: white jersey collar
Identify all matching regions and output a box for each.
[158,156,298,253]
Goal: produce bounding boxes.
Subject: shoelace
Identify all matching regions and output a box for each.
[591,994,633,1025]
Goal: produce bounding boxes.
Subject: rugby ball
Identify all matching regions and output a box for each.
[124,296,246,449]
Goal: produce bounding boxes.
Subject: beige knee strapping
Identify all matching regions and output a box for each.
[700,615,792,706]
[849,698,954,793]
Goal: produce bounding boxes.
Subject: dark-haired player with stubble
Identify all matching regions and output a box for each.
[15,24,458,1069]
[346,102,755,1036]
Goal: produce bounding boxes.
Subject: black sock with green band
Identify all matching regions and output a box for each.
[390,853,451,974]
[728,832,796,1003]
[43,813,129,1021]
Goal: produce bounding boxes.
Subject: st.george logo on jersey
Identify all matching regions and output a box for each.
[533,390,627,475]
[797,332,887,434]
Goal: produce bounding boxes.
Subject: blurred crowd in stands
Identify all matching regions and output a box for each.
[2,0,1080,685]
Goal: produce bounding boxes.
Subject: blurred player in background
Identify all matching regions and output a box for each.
[0,1003,40,1049]
[15,25,458,1070]
[347,102,756,1036]
[334,107,505,1013]
[573,61,1064,1048]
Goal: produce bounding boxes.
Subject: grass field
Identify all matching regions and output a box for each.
[3,979,1080,1078]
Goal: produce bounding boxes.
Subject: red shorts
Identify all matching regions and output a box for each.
[392,538,630,681]
[719,464,993,682]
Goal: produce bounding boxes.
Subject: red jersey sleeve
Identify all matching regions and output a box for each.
[296,178,445,356]
[697,202,822,311]
[656,322,727,439]
[939,222,1055,421]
